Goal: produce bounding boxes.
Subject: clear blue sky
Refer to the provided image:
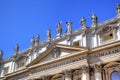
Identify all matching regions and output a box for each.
[0,0,120,59]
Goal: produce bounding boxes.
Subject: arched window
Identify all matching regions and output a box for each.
[111,71,120,80]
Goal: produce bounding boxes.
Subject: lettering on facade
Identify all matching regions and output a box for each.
[90,48,120,58]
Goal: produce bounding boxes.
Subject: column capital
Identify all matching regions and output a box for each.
[80,65,89,73]
[94,64,102,73]
[63,69,72,77]
[40,75,50,80]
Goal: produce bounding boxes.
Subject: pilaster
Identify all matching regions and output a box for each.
[94,64,102,80]
[81,65,90,80]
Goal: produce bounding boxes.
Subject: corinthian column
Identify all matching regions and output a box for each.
[94,64,102,80]
[64,69,72,80]
[81,65,90,80]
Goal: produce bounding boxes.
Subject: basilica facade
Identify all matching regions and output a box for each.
[0,5,120,80]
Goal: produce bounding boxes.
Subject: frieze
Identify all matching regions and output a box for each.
[90,48,120,58]
[31,55,87,74]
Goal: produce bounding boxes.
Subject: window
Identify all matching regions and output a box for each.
[111,71,120,80]
[3,66,9,75]
[18,61,25,69]
[73,41,80,46]
[102,31,114,42]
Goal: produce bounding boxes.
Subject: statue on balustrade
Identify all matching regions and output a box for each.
[0,50,3,60]
[91,13,98,27]
[35,34,40,46]
[56,22,62,37]
[66,22,72,34]
[14,44,19,55]
[80,17,86,29]
[31,37,35,48]
[47,29,51,41]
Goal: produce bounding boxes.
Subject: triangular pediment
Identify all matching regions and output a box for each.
[28,44,88,66]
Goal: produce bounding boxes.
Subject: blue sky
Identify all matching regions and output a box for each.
[0,0,120,59]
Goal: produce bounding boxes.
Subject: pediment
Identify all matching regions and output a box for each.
[28,44,88,66]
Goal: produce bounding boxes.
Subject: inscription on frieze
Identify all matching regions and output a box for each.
[90,48,120,58]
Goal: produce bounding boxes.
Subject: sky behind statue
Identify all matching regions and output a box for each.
[0,0,120,59]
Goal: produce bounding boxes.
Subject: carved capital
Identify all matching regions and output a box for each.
[80,65,89,73]
[73,70,82,77]
[94,64,102,73]
[40,75,50,80]
[63,69,72,77]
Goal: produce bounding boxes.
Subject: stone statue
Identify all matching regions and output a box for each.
[47,29,51,40]
[91,13,98,27]
[56,22,62,37]
[0,50,3,59]
[117,4,120,15]
[31,37,35,48]
[80,17,86,28]
[14,44,19,55]
[35,34,40,46]
[66,22,72,34]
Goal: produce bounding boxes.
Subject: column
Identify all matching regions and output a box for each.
[94,64,102,80]
[64,69,72,80]
[81,65,90,80]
